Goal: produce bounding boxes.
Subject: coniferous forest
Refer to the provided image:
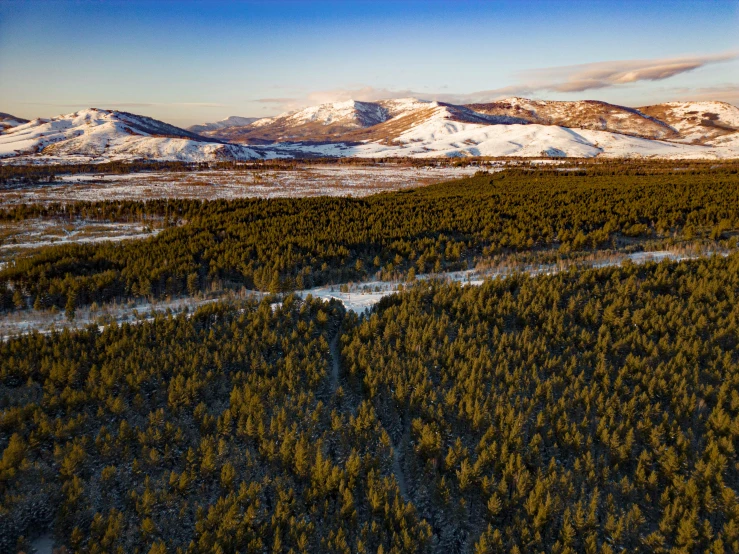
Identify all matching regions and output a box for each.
[1,162,739,553]
[2,163,739,314]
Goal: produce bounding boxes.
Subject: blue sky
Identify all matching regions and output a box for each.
[1,0,737,126]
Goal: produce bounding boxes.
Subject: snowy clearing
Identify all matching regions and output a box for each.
[0,219,162,262]
[293,248,723,314]
[0,165,480,206]
[2,246,730,339]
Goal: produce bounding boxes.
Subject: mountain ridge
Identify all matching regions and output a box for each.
[2,98,738,162]
[187,116,260,134]
[0,108,262,162]
[206,97,739,146]
[0,112,29,133]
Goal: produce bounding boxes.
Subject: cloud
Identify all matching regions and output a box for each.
[20,102,229,109]
[259,52,737,113]
[672,85,739,106]
[253,88,420,112]
[520,52,737,93]
[254,97,298,104]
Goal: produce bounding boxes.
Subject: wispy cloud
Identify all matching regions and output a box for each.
[254,97,297,104]
[253,88,420,111]
[258,52,738,113]
[671,85,739,106]
[20,102,229,109]
[518,52,737,93]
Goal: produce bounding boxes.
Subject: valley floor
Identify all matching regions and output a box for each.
[0,164,481,206]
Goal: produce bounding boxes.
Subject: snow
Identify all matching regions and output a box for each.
[3,100,738,163]
[294,248,730,314]
[0,229,160,251]
[0,219,162,265]
[0,108,263,162]
[31,534,54,554]
[642,101,739,144]
[378,97,433,117]
[252,100,392,130]
[188,116,260,133]
[0,165,482,206]
[244,100,739,160]
[0,295,227,341]
[290,100,388,126]
[250,98,432,131]
[1,248,732,338]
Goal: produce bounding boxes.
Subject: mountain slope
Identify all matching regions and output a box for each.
[0,108,262,162]
[3,98,737,163]
[0,112,29,133]
[465,98,678,140]
[637,101,739,144]
[249,98,737,159]
[209,99,433,143]
[204,96,739,158]
[187,116,260,134]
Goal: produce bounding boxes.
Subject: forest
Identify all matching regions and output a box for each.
[2,254,738,553]
[2,163,739,316]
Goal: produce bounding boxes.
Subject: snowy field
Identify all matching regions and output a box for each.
[0,165,480,206]
[1,246,730,339]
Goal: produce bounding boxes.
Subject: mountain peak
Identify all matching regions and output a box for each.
[0,108,261,162]
[188,116,260,134]
[0,112,29,133]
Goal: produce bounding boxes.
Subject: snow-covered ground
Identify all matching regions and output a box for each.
[0,295,230,341]
[347,111,738,159]
[235,99,739,159]
[0,219,161,261]
[241,120,738,160]
[0,165,481,206]
[188,116,260,134]
[1,247,731,339]
[295,248,727,313]
[1,247,720,339]
[30,535,53,554]
[644,101,739,144]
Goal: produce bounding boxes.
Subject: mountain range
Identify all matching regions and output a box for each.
[187,116,260,134]
[1,97,738,163]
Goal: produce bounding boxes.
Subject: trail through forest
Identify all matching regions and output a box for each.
[328,316,410,501]
[329,332,341,393]
[392,421,410,502]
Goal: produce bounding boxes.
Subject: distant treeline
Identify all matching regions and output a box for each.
[2,158,736,186]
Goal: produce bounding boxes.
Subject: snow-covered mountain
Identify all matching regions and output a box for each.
[213,99,434,143]
[0,108,262,162]
[2,98,738,162]
[637,101,739,144]
[466,98,678,140]
[187,116,260,134]
[467,98,738,144]
[201,97,738,157]
[269,104,736,159]
[0,112,29,133]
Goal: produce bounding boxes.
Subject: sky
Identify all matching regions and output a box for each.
[0,0,737,127]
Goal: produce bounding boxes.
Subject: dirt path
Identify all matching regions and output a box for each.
[392,440,409,501]
[391,417,411,502]
[329,332,341,392]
